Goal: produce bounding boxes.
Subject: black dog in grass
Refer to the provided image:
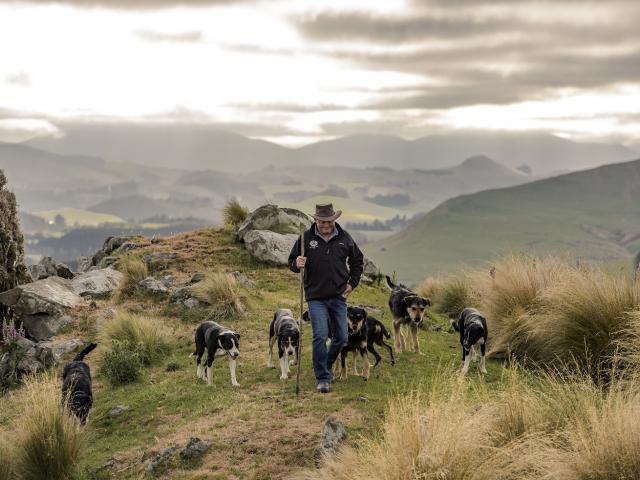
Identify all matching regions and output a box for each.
[267,308,300,380]
[386,275,431,354]
[451,308,488,375]
[338,306,395,380]
[193,321,241,387]
[61,343,97,424]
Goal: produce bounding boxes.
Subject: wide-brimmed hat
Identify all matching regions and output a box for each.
[311,203,342,221]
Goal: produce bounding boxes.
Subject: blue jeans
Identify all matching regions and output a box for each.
[308,296,348,384]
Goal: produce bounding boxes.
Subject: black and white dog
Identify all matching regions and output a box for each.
[61,342,97,424]
[386,275,431,353]
[339,306,395,380]
[193,321,241,387]
[451,308,488,375]
[267,308,300,380]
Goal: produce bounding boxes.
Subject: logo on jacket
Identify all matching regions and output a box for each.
[309,240,319,249]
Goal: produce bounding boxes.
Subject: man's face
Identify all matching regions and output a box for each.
[316,219,335,236]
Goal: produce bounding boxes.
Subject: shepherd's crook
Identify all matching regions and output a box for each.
[295,225,305,396]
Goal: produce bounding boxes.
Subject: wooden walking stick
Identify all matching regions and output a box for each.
[295,225,305,396]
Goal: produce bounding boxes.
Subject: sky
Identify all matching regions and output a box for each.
[1,0,639,148]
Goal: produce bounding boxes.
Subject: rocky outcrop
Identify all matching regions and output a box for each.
[243,230,298,266]
[138,277,169,295]
[28,257,75,281]
[235,205,312,242]
[71,268,123,299]
[361,257,383,285]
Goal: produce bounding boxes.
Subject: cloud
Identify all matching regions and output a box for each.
[4,72,31,87]
[136,30,203,43]
[3,0,250,9]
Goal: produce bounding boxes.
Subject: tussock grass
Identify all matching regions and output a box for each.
[0,436,13,480]
[115,254,148,300]
[433,276,480,318]
[223,198,249,227]
[415,276,442,301]
[101,312,172,366]
[12,374,85,480]
[191,272,247,319]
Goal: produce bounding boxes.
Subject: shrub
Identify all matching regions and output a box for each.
[1,319,26,389]
[102,312,172,366]
[223,198,249,228]
[115,254,148,300]
[13,374,85,480]
[192,272,246,319]
[101,340,144,385]
[433,276,480,318]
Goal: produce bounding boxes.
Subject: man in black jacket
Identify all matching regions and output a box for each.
[289,203,364,393]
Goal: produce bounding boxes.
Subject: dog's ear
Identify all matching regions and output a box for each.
[234,332,240,340]
[347,306,354,316]
[362,308,368,319]
[423,297,431,307]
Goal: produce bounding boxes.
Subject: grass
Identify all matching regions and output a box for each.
[115,254,148,300]
[191,272,247,319]
[101,311,172,366]
[223,198,249,227]
[10,373,86,480]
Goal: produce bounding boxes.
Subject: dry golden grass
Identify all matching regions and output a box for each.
[191,272,247,319]
[101,311,172,366]
[115,254,148,300]
[11,374,86,480]
[0,436,13,480]
[223,198,250,227]
[429,276,481,318]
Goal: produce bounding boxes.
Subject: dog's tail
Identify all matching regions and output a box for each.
[385,275,396,289]
[450,318,460,332]
[73,343,97,362]
[380,323,391,339]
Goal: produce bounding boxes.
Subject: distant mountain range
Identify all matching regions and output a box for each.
[369,158,640,283]
[25,125,637,175]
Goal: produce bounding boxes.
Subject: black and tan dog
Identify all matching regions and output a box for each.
[193,321,241,387]
[386,275,431,353]
[61,342,97,424]
[267,308,300,380]
[451,308,488,375]
[339,306,395,380]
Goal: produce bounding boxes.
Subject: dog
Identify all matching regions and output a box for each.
[267,308,300,380]
[338,306,395,380]
[386,275,431,353]
[193,321,241,386]
[451,308,488,375]
[61,342,97,424]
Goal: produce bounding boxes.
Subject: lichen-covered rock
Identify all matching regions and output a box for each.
[243,230,298,266]
[138,277,169,295]
[314,417,347,463]
[235,205,312,242]
[71,268,123,299]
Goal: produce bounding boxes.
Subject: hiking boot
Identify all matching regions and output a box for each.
[316,382,330,394]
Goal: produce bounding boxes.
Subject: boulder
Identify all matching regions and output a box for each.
[36,338,82,367]
[98,256,118,269]
[56,263,74,279]
[143,252,178,270]
[179,437,210,461]
[147,446,179,475]
[169,286,193,304]
[138,277,169,295]
[161,275,176,288]
[76,256,92,273]
[235,205,312,242]
[243,230,298,266]
[231,271,256,289]
[16,338,44,373]
[22,314,73,341]
[28,257,74,281]
[183,298,200,309]
[71,268,123,299]
[39,257,59,277]
[314,417,347,463]
[361,257,383,285]
[102,236,136,255]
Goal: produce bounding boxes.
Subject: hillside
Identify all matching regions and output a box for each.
[25,126,636,174]
[0,228,502,479]
[370,158,640,283]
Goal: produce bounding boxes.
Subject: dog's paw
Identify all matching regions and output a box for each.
[266,362,275,369]
[480,367,488,375]
[232,381,241,387]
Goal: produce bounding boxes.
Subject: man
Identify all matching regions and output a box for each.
[289,203,364,393]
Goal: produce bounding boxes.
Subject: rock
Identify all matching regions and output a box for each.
[143,252,178,270]
[147,446,179,475]
[314,417,347,463]
[36,338,82,367]
[76,256,92,273]
[170,286,193,304]
[108,405,131,417]
[179,437,210,461]
[98,256,118,269]
[361,257,383,285]
[183,298,200,309]
[356,396,369,402]
[0,353,11,380]
[71,268,123,299]
[151,237,161,244]
[161,275,176,287]
[102,236,135,255]
[16,338,44,373]
[138,277,169,295]
[0,276,83,339]
[188,272,205,285]
[231,271,256,289]
[115,242,140,254]
[39,257,59,277]
[91,250,106,268]
[235,205,312,242]
[28,264,49,281]
[56,263,74,279]
[243,230,298,266]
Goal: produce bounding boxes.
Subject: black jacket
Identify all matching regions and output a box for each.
[288,223,364,301]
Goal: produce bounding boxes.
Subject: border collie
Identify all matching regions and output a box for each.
[339,306,395,380]
[386,275,431,353]
[61,342,97,424]
[451,308,488,375]
[267,308,300,380]
[193,321,240,386]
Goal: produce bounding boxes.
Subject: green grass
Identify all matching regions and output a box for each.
[371,159,640,283]
[0,228,506,479]
[33,207,125,226]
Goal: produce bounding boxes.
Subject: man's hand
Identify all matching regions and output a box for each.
[296,256,307,269]
[342,284,353,298]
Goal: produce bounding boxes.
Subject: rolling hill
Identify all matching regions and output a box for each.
[369,158,640,283]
